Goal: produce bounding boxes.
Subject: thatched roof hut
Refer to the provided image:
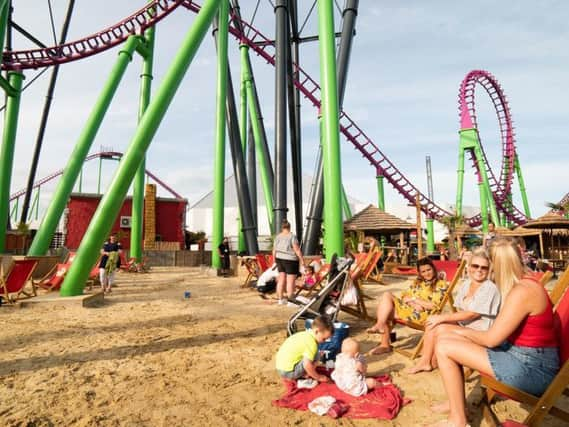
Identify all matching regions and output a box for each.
[344,204,416,233]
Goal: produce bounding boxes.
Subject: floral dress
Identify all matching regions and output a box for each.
[393,278,447,323]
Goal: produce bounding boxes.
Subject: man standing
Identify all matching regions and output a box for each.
[99,233,122,293]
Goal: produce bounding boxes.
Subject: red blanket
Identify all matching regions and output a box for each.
[273,374,408,419]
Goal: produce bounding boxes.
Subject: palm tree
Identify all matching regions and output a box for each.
[545,201,569,218]
[440,213,464,260]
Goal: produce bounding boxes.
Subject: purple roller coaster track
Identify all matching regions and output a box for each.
[3,0,530,227]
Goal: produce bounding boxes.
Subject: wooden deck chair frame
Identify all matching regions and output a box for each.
[295,263,331,298]
[539,270,554,286]
[550,265,569,308]
[0,259,38,303]
[339,250,380,321]
[480,286,569,427]
[362,250,383,283]
[240,257,261,288]
[392,259,467,359]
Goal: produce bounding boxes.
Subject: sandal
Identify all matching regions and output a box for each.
[366,326,384,334]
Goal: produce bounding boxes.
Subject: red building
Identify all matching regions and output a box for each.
[64,193,187,250]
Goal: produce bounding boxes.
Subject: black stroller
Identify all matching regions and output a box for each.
[287,256,353,336]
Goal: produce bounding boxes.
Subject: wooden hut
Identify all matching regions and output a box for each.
[344,204,416,264]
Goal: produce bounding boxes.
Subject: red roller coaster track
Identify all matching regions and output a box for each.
[9,151,184,201]
[4,1,529,227]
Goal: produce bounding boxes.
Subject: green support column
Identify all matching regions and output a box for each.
[514,154,531,218]
[10,197,18,223]
[318,0,344,260]
[131,22,155,262]
[479,181,489,233]
[28,36,140,256]
[474,144,500,227]
[455,142,466,217]
[341,186,352,219]
[97,156,103,194]
[78,167,83,192]
[376,173,385,211]
[244,54,273,232]
[0,72,24,251]
[34,187,40,221]
[0,0,9,70]
[236,42,248,254]
[211,0,228,269]
[426,217,435,253]
[60,0,221,295]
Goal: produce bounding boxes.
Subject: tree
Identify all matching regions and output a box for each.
[545,201,569,217]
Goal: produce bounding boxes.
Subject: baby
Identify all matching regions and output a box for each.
[331,338,377,396]
[302,265,316,289]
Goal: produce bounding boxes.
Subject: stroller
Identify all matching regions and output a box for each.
[287,255,353,336]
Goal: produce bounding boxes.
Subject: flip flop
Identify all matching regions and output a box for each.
[367,346,392,356]
[366,327,384,334]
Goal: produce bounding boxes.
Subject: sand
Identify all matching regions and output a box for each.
[0,267,565,426]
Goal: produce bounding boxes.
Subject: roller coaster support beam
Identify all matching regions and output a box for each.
[342,187,352,219]
[213,6,258,255]
[60,0,221,295]
[274,0,288,233]
[247,120,257,229]
[288,0,303,240]
[0,71,23,251]
[230,1,274,231]
[318,0,344,259]
[20,0,75,227]
[457,128,500,232]
[236,40,248,253]
[243,50,274,231]
[212,0,229,269]
[131,11,155,263]
[303,0,358,254]
[0,0,8,70]
[515,154,531,218]
[376,171,385,211]
[426,217,435,253]
[28,36,140,256]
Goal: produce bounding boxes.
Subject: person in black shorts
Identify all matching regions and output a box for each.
[218,237,231,277]
[273,220,305,305]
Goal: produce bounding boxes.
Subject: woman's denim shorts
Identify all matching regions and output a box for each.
[487,341,559,396]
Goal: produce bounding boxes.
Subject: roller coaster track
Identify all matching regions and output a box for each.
[1,0,187,71]
[459,70,527,225]
[3,1,528,227]
[9,151,183,201]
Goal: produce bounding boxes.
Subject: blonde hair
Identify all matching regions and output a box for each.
[470,248,491,269]
[488,237,523,298]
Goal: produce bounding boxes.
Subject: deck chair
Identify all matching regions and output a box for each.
[392,259,467,359]
[0,259,38,303]
[362,250,383,283]
[481,287,569,426]
[241,257,262,288]
[287,257,353,335]
[432,260,462,309]
[550,265,569,308]
[294,263,331,297]
[255,253,272,273]
[34,263,71,291]
[339,251,380,321]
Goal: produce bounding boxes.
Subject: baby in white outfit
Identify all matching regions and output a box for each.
[331,338,377,396]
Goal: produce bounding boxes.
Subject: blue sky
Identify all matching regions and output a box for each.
[5,0,569,226]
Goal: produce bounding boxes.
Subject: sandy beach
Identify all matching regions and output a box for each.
[0,267,565,426]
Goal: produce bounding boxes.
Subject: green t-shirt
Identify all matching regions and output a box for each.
[275,330,318,372]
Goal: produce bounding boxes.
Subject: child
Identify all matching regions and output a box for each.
[302,265,316,289]
[276,315,334,383]
[331,338,377,396]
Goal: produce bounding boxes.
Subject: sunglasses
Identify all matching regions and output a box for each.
[470,263,489,271]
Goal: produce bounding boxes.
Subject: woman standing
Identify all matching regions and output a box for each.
[273,220,305,305]
[407,249,500,374]
[429,238,559,427]
[367,257,448,355]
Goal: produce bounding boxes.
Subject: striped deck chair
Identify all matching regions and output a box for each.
[295,263,331,297]
[393,259,467,359]
[0,259,38,303]
[481,286,569,426]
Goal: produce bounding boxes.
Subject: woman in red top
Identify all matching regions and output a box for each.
[427,237,560,427]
